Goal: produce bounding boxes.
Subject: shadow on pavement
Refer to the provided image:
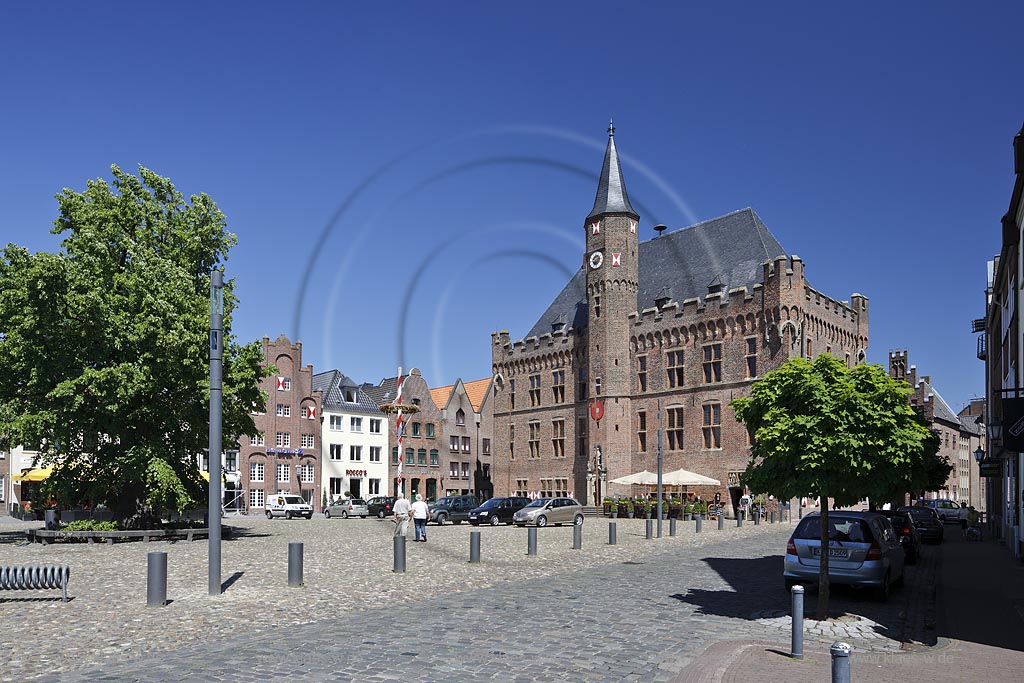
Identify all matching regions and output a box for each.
[221,571,244,592]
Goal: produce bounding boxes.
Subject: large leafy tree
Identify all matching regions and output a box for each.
[0,165,270,527]
[731,355,941,618]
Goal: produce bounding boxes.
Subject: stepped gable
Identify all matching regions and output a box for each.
[524,207,786,339]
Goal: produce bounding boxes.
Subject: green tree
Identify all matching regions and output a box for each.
[731,355,939,618]
[0,165,270,527]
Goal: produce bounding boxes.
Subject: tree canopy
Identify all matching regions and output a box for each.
[0,165,269,526]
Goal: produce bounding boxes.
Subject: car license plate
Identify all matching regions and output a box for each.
[811,547,849,558]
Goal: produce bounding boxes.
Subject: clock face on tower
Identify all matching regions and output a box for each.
[589,251,604,270]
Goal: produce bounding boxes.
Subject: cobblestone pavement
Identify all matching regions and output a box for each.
[0,514,933,682]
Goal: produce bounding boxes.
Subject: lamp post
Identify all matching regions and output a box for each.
[208,270,224,597]
[656,402,663,538]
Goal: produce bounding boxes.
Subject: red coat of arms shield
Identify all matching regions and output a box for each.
[590,399,605,423]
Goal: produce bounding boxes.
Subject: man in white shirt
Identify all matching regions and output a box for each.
[411,493,430,542]
[392,493,412,537]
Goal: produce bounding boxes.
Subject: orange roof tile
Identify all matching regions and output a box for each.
[429,385,453,411]
[463,378,492,412]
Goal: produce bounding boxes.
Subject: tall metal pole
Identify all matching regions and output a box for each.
[656,402,663,538]
[208,270,224,597]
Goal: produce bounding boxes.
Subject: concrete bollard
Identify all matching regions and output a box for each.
[696,515,702,533]
[393,536,406,573]
[791,585,804,659]
[572,524,582,550]
[669,517,677,537]
[527,527,538,556]
[147,551,167,607]
[830,642,851,683]
[608,522,617,545]
[469,531,481,563]
[646,519,653,539]
[288,542,304,587]
[718,514,724,531]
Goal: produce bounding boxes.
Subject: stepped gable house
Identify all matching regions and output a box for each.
[490,126,868,515]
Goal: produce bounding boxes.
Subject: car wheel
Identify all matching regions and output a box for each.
[377,509,386,519]
[265,510,273,520]
[324,510,331,519]
[490,515,501,526]
[285,511,293,520]
[574,514,584,526]
[436,513,448,525]
[342,511,349,519]
[537,515,548,528]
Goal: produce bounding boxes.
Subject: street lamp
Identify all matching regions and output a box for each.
[974,446,985,463]
[208,270,224,597]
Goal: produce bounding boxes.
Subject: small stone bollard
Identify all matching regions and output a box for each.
[791,585,804,660]
[669,517,677,537]
[393,536,406,573]
[469,531,481,563]
[645,519,653,539]
[830,642,852,683]
[608,521,617,545]
[572,524,582,550]
[288,542,303,587]
[527,527,538,556]
[718,514,724,531]
[147,551,167,607]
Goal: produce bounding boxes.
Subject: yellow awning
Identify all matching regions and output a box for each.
[200,470,210,482]
[12,467,53,482]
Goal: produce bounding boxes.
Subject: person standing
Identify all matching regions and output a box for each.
[392,492,412,537]
[411,493,430,542]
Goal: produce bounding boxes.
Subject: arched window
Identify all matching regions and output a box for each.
[456,409,466,426]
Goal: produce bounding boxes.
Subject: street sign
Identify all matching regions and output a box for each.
[979,459,1002,478]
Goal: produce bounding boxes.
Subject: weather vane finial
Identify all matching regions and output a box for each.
[608,118,615,137]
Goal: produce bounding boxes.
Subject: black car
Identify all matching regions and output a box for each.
[467,497,531,526]
[429,495,479,524]
[366,496,397,519]
[899,506,944,544]
[876,509,922,564]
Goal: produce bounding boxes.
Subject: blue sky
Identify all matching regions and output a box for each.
[2,2,1022,411]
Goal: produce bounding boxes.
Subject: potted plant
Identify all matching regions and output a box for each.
[602,497,614,515]
[683,503,693,521]
[669,498,683,519]
[608,499,619,518]
[638,499,651,519]
[622,499,635,518]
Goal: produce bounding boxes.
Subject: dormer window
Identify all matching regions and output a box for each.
[456,409,466,426]
[707,275,725,295]
[655,286,673,309]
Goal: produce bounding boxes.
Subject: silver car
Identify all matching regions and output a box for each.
[512,498,584,527]
[783,511,905,600]
[324,498,368,519]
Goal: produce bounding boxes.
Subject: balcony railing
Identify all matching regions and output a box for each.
[977,333,987,360]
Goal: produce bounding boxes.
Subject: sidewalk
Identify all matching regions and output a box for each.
[675,529,1024,681]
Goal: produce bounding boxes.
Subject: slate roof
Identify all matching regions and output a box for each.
[587,128,638,220]
[922,381,960,426]
[959,414,983,436]
[525,208,787,339]
[312,370,382,414]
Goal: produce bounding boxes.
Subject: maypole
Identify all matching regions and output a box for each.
[395,367,404,496]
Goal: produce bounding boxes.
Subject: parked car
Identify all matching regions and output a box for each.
[429,495,479,525]
[468,497,531,526]
[899,506,945,544]
[915,499,966,524]
[512,498,584,527]
[875,509,922,564]
[783,511,905,600]
[366,496,397,519]
[265,494,314,520]
[324,498,368,519]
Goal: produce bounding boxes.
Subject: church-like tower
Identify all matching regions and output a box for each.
[585,122,640,487]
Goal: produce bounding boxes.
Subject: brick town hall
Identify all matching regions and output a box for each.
[490,125,868,515]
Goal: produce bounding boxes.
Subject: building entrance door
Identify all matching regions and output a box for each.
[350,478,361,498]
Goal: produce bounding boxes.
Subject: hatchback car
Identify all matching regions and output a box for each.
[783,511,905,600]
[429,495,479,525]
[468,497,531,526]
[324,498,369,519]
[916,499,966,524]
[876,509,921,564]
[513,498,584,527]
[366,496,397,519]
[899,506,945,544]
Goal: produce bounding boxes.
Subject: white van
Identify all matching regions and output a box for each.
[265,494,313,520]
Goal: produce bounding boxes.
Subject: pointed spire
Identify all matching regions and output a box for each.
[588,121,638,220]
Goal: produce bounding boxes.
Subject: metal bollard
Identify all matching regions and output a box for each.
[772,510,777,524]
[799,505,803,519]
[830,642,852,683]
[469,531,481,563]
[791,585,804,659]
[718,514,724,531]
[393,536,406,573]
[527,527,538,556]
[737,513,743,527]
[288,542,303,586]
[754,511,761,526]
[696,515,702,533]
[646,519,653,539]
[572,524,582,550]
[146,551,167,607]
[669,517,677,537]
[608,521,617,545]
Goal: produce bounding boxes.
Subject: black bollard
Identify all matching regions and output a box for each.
[696,515,702,533]
[830,642,851,683]
[737,513,743,527]
[670,517,677,537]
[608,521,617,545]
[393,536,406,573]
[572,524,582,550]
[646,519,653,539]
[791,584,805,660]
[718,514,724,531]
[288,542,303,587]
[527,527,538,556]
[771,510,776,524]
[469,531,481,563]
[147,551,167,607]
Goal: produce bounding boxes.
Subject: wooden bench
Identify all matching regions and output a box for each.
[28,527,233,546]
[0,564,70,602]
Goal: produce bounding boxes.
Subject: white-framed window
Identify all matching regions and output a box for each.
[276,463,290,482]
[449,436,459,452]
[329,477,343,496]
[299,463,315,483]
[252,432,265,447]
[276,404,290,417]
[370,418,382,434]
[276,432,290,448]
[300,405,309,419]
[449,462,460,478]
[368,478,381,495]
[350,445,362,462]
[330,415,344,431]
[461,462,470,479]
[350,417,363,432]
[250,462,265,482]
[330,444,343,460]
[0,475,5,503]
[514,479,528,497]
[456,409,466,426]
[249,488,265,508]
[369,446,381,462]
[301,433,315,449]
[461,436,471,453]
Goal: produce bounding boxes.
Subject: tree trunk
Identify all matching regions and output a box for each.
[816,496,830,620]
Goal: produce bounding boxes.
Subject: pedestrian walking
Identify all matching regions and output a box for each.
[411,493,430,542]
[392,492,412,537]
